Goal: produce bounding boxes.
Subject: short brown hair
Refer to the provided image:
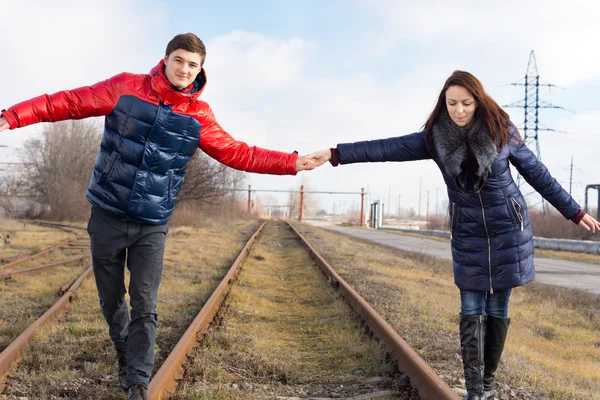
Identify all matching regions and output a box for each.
[165,33,206,61]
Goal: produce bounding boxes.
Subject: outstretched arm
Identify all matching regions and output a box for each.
[198,106,316,175]
[508,135,597,231]
[0,73,129,130]
[308,131,431,167]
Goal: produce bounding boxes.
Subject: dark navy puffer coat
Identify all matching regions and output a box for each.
[336,128,580,292]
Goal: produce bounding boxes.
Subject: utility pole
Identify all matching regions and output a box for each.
[569,156,573,195]
[562,155,580,197]
[388,185,391,218]
[426,190,430,226]
[435,187,439,216]
[418,178,422,217]
[503,50,564,212]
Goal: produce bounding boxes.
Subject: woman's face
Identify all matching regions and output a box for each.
[445,85,477,127]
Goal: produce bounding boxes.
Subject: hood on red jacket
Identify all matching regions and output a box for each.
[148,59,207,106]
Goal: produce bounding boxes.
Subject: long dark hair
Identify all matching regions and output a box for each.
[424,71,517,152]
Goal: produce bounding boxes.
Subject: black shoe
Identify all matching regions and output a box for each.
[117,349,128,390]
[483,316,510,396]
[460,314,486,399]
[128,384,148,400]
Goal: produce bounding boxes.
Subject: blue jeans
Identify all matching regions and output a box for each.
[460,288,512,318]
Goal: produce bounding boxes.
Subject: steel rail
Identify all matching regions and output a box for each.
[147,221,267,399]
[0,254,90,281]
[0,238,75,270]
[286,222,460,400]
[0,264,93,392]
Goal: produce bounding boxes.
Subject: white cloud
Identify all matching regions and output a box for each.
[205,31,309,94]
[1,0,167,102]
[1,3,597,216]
[200,31,453,212]
[200,20,598,214]
[0,0,167,161]
[362,0,600,87]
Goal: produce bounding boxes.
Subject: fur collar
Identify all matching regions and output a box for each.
[432,111,498,192]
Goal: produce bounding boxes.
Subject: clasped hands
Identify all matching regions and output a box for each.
[294,149,332,172]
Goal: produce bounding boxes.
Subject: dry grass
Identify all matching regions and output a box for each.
[379,227,600,265]
[0,218,84,264]
[175,221,399,399]
[534,248,600,265]
[0,258,90,351]
[1,220,259,400]
[378,228,450,243]
[292,223,600,400]
[3,218,597,399]
[0,240,90,274]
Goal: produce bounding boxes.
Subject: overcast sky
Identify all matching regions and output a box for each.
[1,0,599,215]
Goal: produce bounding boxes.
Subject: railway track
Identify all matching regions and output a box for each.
[0,221,87,271]
[0,220,460,399]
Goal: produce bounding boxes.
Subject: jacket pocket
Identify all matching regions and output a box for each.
[509,196,524,232]
[99,152,119,186]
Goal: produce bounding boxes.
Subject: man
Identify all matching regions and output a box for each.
[0,33,316,400]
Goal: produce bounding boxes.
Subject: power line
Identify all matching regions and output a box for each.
[503,50,566,212]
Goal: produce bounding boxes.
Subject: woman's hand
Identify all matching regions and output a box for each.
[294,155,319,172]
[578,213,600,232]
[306,149,332,166]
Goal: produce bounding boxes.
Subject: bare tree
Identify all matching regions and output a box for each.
[0,170,27,217]
[19,120,102,220]
[18,119,246,222]
[176,152,246,206]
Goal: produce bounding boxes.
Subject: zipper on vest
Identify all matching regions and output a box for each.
[450,202,456,240]
[509,196,524,231]
[478,192,493,294]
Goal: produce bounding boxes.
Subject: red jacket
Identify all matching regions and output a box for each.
[1,60,298,224]
[2,60,298,175]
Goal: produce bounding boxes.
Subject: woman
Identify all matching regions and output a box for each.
[308,71,600,400]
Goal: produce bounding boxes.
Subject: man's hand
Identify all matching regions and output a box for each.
[295,155,319,172]
[0,117,9,132]
[306,149,332,166]
[578,213,600,233]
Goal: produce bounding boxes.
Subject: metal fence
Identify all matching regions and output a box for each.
[381,227,600,255]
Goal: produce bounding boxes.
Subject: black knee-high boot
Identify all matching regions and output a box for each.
[483,316,510,399]
[460,314,486,400]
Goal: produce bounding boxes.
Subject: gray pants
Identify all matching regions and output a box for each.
[87,206,167,387]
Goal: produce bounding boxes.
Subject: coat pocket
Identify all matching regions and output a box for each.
[508,196,524,232]
[165,169,175,209]
[450,202,456,239]
[98,152,119,186]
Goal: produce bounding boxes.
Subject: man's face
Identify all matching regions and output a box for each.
[163,49,203,89]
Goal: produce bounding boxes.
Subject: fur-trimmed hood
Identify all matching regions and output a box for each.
[432,111,498,192]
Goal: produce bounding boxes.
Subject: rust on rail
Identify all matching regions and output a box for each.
[147,221,267,400]
[287,222,460,400]
[0,264,93,392]
[0,254,90,281]
[0,238,75,271]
